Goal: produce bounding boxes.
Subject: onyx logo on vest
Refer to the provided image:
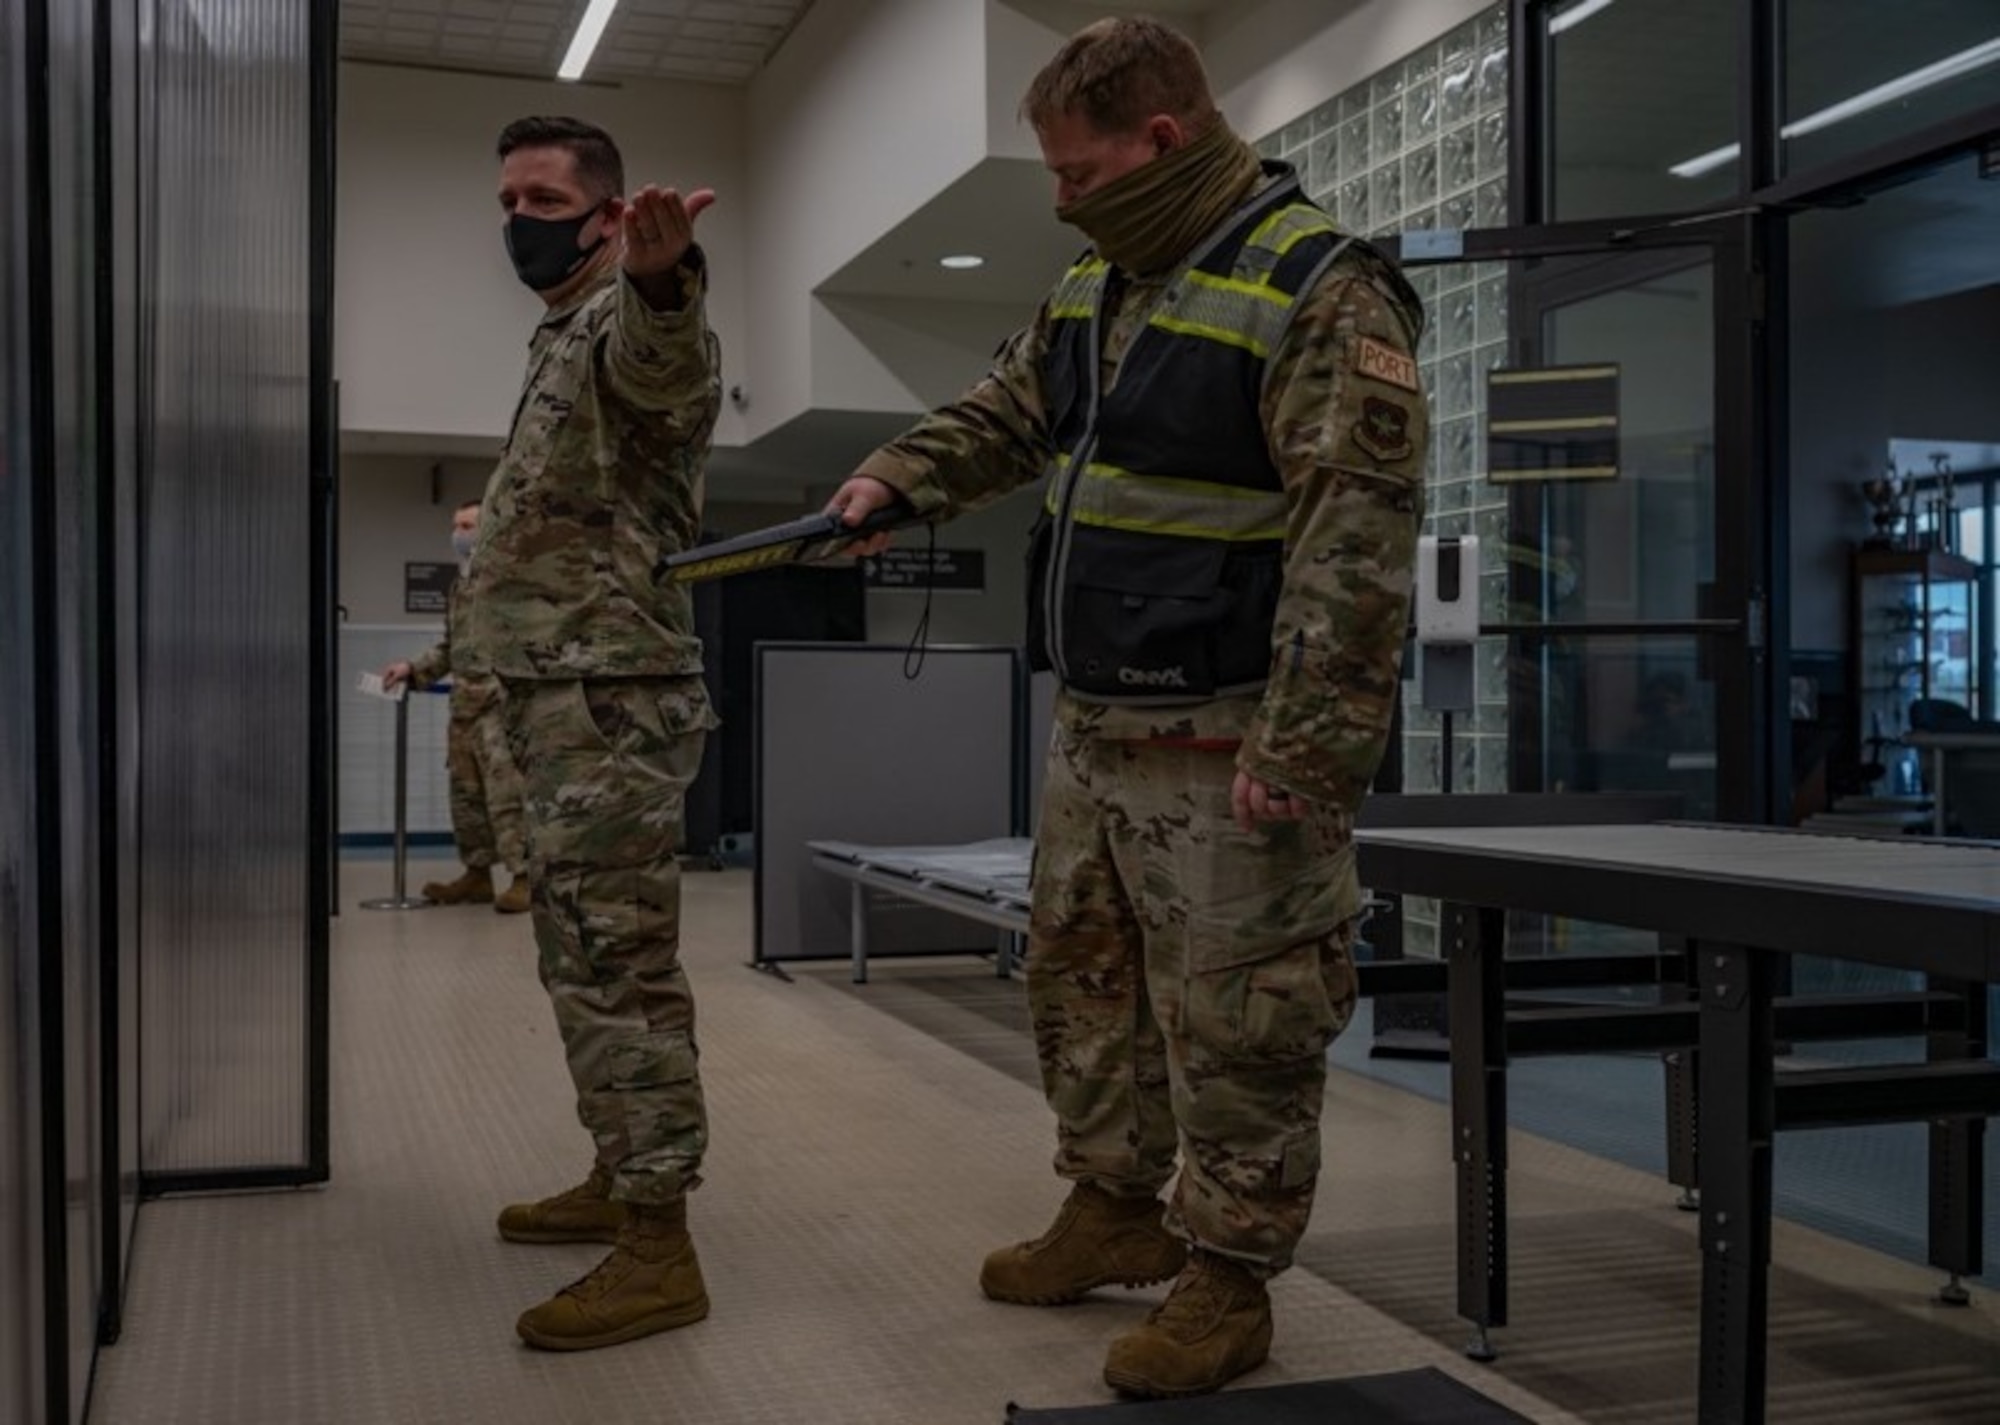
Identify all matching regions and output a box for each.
[1118,665,1191,689]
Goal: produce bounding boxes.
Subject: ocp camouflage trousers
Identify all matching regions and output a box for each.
[446,678,526,874]
[501,675,716,1207]
[1028,716,1361,1274]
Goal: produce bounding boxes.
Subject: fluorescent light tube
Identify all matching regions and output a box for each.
[1549,0,1618,37]
[559,0,622,82]
[1672,36,2000,178]
[1786,36,2000,140]
[1670,142,1741,180]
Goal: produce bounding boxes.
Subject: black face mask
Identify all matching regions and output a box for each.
[504,207,606,292]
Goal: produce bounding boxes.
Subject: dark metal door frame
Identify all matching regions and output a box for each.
[1382,211,1779,823]
[1494,3,2000,830]
[21,0,72,1419]
[306,0,337,1194]
[1518,217,1777,825]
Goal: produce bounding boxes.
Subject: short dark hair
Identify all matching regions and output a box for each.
[455,499,482,515]
[496,116,624,203]
[1021,17,1217,137]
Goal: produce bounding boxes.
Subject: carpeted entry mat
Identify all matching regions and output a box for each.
[1005,1368,1535,1423]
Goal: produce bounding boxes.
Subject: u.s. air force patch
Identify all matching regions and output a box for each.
[1356,335,1420,393]
[1354,395,1414,463]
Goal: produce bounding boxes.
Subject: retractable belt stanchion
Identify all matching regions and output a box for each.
[361,687,432,911]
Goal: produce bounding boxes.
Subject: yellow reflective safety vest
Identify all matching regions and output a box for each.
[1028,164,1361,703]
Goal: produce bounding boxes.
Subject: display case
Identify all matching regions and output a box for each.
[1851,546,1979,794]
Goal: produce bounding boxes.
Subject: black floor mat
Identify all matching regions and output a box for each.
[1005,1368,1535,1424]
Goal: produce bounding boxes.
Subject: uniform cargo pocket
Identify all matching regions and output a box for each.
[1181,931,1340,1063]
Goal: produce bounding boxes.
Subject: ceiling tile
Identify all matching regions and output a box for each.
[342,0,814,84]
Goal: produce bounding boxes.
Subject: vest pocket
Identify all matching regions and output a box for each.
[1062,535,1226,698]
[1214,548,1282,689]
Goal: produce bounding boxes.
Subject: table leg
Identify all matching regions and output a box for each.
[1697,942,1774,1425]
[1927,975,1986,1305]
[1663,934,1701,1211]
[850,881,869,984]
[1932,746,1946,837]
[1447,901,1508,1361]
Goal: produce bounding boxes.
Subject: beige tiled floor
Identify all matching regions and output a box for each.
[85,859,1996,1424]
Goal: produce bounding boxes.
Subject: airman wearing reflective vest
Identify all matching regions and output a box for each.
[830,15,1426,1402]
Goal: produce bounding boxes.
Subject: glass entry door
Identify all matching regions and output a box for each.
[1396,216,1771,826]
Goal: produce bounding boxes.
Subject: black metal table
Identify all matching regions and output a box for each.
[1352,821,2000,1425]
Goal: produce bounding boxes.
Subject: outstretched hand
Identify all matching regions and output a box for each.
[620,185,713,278]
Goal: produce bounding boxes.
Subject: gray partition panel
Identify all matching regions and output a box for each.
[756,644,1020,963]
[139,0,319,1187]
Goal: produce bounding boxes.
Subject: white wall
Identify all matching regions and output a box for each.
[811,294,1029,411]
[744,0,991,438]
[866,494,1039,648]
[984,0,1073,161]
[336,61,748,448]
[333,0,1500,658]
[338,453,493,627]
[336,0,1488,451]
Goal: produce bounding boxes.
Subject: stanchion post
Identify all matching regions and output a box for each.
[362,688,432,911]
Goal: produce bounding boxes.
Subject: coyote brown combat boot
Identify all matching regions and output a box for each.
[979,1182,1185,1305]
[497,1166,629,1245]
[515,1200,710,1351]
[1102,1250,1273,1398]
[421,865,494,905]
[494,876,531,915]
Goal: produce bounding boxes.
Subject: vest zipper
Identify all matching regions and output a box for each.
[1043,274,1110,686]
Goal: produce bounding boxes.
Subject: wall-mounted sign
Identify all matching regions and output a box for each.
[404,561,457,614]
[1487,364,1620,483]
[863,547,986,592]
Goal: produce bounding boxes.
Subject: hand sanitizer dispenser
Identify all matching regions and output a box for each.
[1416,534,1478,712]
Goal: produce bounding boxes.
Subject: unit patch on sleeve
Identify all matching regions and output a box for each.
[1353,395,1415,463]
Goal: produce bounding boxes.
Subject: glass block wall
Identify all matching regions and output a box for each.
[1258,4,1512,793]
[1258,5,1512,956]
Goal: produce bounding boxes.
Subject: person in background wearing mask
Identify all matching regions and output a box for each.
[381,500,532,914]
[828,17,1426,1400]
[451,115,723,1353]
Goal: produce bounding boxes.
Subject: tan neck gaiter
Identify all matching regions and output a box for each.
[1055,119,1264,276]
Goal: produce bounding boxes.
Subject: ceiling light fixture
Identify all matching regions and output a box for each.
[1548,0,1619,37]
[558,0,622,82]
[939,254,986,269]
[1671,36,2000,178]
